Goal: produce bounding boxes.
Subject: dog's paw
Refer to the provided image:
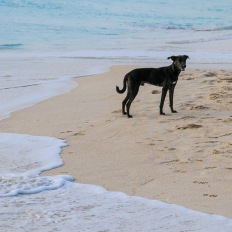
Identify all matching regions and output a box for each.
[172,110,178,113]
[160,112,166,115]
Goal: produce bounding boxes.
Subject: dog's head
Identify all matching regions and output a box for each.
[167,55,189,71]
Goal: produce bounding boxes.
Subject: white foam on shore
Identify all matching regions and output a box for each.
[0,133,73,197]
[0,133,232,231]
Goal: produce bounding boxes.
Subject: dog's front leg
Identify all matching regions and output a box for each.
[169,85,177,113]
[160,86,168,115]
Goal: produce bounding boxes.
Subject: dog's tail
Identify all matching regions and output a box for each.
[116,74,129,94]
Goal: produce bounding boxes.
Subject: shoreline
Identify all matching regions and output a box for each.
[0,65,232,218]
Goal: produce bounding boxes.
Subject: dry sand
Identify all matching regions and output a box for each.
[0,65,232,218]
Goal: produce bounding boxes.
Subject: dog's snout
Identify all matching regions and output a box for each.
[181,64,186,71]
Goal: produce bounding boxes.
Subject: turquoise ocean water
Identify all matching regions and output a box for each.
[1,1,232,231]
[1,0,232,58]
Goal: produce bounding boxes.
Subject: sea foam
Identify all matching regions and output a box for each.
[0,133,73,197]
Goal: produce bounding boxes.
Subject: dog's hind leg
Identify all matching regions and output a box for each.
[126,81,140,118]
[122,94,129,115]
[126,97,134,118]
[126,96,136,118]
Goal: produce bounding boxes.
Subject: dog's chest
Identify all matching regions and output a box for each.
[167,73,179,86]
[168,79,177,85]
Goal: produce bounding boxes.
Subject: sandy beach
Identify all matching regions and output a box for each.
[0,65,232,218]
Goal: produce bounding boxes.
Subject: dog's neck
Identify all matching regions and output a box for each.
[171,63,181,76]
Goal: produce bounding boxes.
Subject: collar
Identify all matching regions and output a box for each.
[171,63,181,75]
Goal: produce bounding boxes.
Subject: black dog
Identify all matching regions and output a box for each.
[116,55,189,118]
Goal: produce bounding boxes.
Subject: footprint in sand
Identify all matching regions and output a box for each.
[112,109,121,114]
[61,130,73,134]
[175,124,202,130]
[159,159,180,165]
[151,90,160,94]
[203,194,218,198]
[193,181,208,184]
[208,93,221,100]
[223,118,232,123]
[73,131,86,136]
[189,105,209,110]
[222,86,232,91]
[204,167,217,170]
[218,75,232,82]
[175,169,187,173]
[204,72,217,77]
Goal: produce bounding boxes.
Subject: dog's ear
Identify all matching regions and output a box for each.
[184,55,189,59]
[167,56,177,61]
